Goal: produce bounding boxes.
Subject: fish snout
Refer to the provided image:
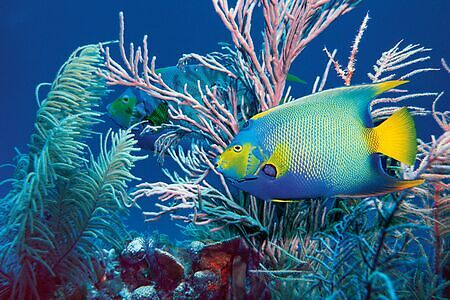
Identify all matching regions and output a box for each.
[213,156,225,174]
[213,157,224,173]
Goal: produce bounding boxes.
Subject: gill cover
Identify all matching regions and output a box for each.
[216,143,262,181]
[106,88,138,128]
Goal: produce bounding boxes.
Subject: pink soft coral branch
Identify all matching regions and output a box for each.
[404,93,450,182]
[99,12,240,154]
[213,0,356,109]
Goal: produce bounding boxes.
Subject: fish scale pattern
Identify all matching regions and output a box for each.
[255,100,373,195]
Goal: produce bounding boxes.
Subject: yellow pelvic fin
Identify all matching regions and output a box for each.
[271,199,301,203]
[373,80,409,96]
[367,107,417,165]
[391,179,425,190]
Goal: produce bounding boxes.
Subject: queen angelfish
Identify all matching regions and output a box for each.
[215,81,424,201]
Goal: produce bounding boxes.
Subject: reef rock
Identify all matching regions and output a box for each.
[187,240,206,263]
[192,270,221,299]
[121,237,147,264]
[150,248,185,292]
[130,285,160,300]
[192,237,270,299]
[172,282,195,300]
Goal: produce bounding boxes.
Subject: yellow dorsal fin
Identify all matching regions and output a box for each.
[367,107,417,165]
[373,80,409,96]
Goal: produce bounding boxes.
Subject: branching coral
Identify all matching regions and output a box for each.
[99,1,449,299]
[213,0,361,109]
[0,45,144,299]
[100,0,363,229]
[322,14,439,122]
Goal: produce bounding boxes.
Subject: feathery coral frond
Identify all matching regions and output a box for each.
[48,128,145,285]
[0,45,144,299]
[324,13,369,86]
[0,44,108,299]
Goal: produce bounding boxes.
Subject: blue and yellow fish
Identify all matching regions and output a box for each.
[106,87,169,129]
[107,65,305,130]
[215,81,424,201]
[106,65,249,130]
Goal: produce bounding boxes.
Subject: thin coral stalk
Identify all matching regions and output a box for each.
[312,49,337,93]
[99,12,240,154]
[441,58,450,73]
[324,13,369,86]
[213,0,359,109]
[433,184,444,276]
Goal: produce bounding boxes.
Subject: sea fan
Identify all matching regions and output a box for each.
[0,44,144,299]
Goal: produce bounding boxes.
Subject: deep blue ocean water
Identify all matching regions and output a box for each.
[0,0,449,238]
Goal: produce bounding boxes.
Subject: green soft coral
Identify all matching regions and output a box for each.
[0,44,145,299]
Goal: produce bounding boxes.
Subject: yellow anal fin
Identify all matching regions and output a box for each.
[338,179,425,198]
[367,107,417,165]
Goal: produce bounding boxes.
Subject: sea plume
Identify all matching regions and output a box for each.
[0,45,144,299]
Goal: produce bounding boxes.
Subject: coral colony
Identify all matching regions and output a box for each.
[1,0,449,299]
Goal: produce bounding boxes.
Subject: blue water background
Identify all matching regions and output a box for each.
[0,0,449,238]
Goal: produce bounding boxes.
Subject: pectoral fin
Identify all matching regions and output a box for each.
[286,73,307,84]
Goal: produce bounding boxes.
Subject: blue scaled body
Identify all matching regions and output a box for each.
[216,81,424,201]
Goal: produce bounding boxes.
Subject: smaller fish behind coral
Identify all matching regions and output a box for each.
[106,64,306,151]
[106,65,238,130]
[107,88,169,129]
[216,81,424,201]
[106,87,169,151]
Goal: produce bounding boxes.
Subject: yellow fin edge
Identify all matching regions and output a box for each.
[338,179,425,198]
[374,80,409,95]
[271,199,300,203]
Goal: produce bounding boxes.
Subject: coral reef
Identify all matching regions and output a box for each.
[99,1,449,298]
[1,1,447,299]
[89,235,269,299]
[0,45,145,299]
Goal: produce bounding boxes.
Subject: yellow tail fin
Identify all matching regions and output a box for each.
[368,107,417,165]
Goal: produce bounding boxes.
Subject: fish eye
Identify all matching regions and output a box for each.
[233,145,242,152]
[122,97,129,103]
